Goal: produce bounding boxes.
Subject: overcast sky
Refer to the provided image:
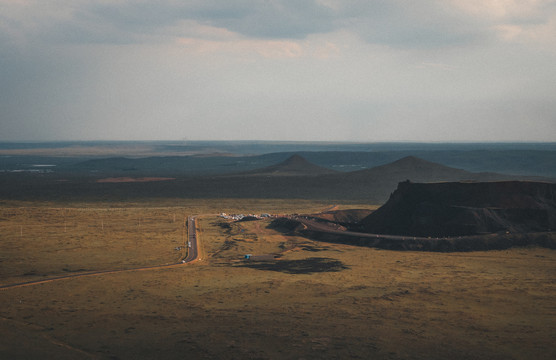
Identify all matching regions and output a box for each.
[1,0,555,142]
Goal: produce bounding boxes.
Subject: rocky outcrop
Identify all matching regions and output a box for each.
[359,181,556,237]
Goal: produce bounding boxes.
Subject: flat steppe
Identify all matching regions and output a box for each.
[1,199,554,359]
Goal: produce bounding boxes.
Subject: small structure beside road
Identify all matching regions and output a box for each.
[244,254,278,261]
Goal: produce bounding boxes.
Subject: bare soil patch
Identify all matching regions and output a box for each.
[96,177,175,183]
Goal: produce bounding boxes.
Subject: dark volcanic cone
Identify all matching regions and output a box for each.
[242,154,338,176]
[349,156,475,181]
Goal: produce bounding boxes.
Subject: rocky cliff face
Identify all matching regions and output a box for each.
[359,181,556,237]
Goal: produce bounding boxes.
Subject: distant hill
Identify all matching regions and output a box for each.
[327,156,529,202]
[59,153,297,176]
[1,155,552,202]
[359,181,556,237]
[52,148,556,179]
[347,155,517,182]
[238,154,338,176]
[349,156,475,180]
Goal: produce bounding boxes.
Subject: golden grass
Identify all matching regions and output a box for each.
[0,206,188,284]
[1,199,555,359]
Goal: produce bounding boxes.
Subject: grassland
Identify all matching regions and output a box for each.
[1,199,555,359]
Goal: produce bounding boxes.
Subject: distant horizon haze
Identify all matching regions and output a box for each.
[1,139,556,145]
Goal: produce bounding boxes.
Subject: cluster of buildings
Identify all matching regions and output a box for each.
[219,213,273,221]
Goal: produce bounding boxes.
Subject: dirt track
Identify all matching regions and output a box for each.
[0,215,200,291]
[289,217,556,251]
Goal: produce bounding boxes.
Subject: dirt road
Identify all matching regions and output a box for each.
[0,215,201,291]
[297,216,429,241]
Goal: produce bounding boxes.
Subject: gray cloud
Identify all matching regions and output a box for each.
[1,1,555,142]
[35,1,336,44]
[1,1,503,48]
[341,1,486,48]
[195,0,336,39]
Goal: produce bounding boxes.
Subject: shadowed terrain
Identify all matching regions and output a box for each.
[5,141,554,177]
[235,257,349,274]
[360,181,556,237]
[1,155,549,203]
[236,154,338,176]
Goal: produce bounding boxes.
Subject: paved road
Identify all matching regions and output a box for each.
[320,205,339,213]
[184,216,199,263]
[296,217,439,241]
[0,215,201,290]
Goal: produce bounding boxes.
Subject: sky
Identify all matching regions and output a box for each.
[1,0,555,142]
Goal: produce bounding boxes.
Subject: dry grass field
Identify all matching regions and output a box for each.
[0,199,555,359]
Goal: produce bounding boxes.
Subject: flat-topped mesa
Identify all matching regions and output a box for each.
[359,180,556,237]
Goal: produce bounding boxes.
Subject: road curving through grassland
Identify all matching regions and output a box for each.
[0,215,201,290]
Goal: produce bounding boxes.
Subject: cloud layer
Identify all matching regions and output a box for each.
[7,0,553,45]
[1,0,555,141]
